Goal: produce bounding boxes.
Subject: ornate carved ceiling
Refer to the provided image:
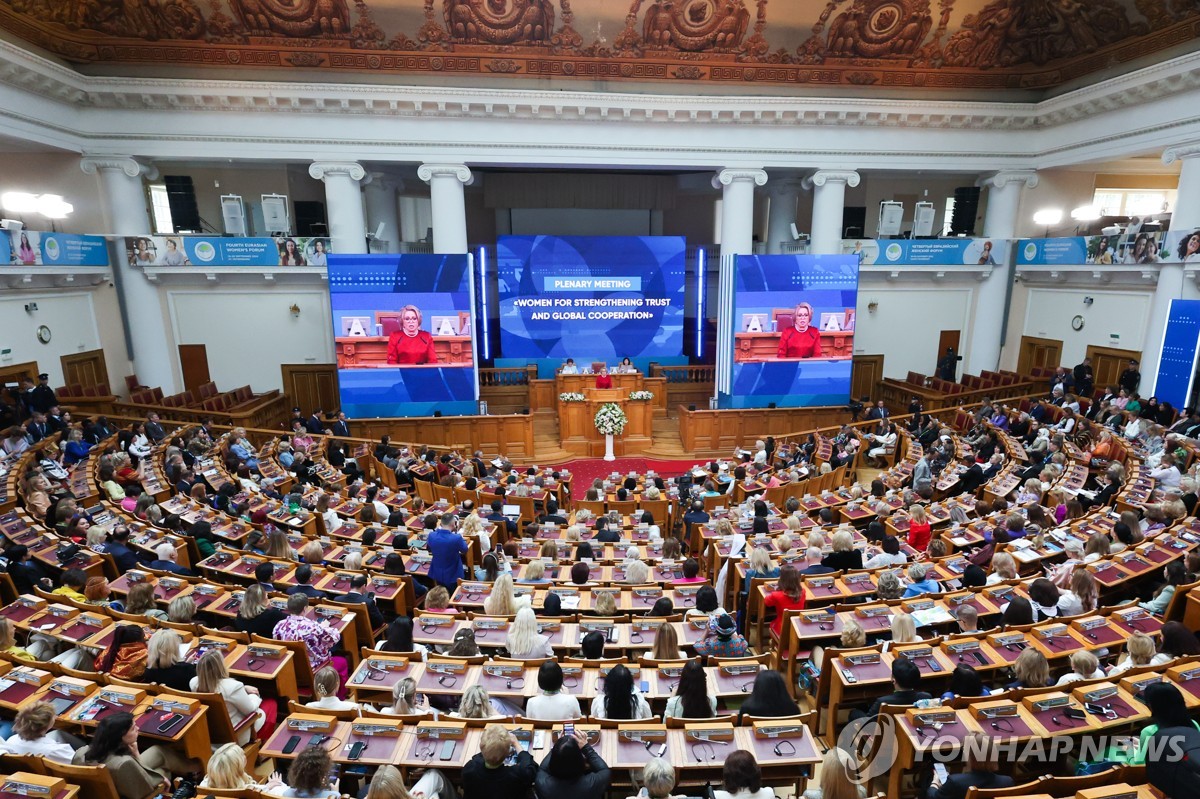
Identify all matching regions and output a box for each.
[2,0,1198,96]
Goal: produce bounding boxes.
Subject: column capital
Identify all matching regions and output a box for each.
[802,170,859,190]
[712,168,767,190]
[80,156,158,181]
[418,163,473,185]
[364,171,404,192]
[978,170,1038,190]
[1163,144,1200,165]
[309,161,366,182]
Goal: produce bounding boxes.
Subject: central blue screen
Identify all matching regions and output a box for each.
[495,236,686,375]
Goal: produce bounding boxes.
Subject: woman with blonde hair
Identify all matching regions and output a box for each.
[201,742,285,790]
[343,550,364,571]
[425,585,451,612]
[886,613,918,650]
[593,591,618,617]
[143,629,195,691]
[191,649,274,744]
[461,512,489,550]
[783,514,805,533]
[0,617,35,660]
[1059,568,1098,616]
[624,559,651,585]
[801,747,867,799]
[522,559,550,584]
[1010,647,1050,688]
[650,623,685,660]
[539,540,558,559]
[263,526,297,561]
[233,583,287,637]
[875,570,903,600]
[484,573,517,616]
[379,677,419,715]
[775,532,795,556]
[986,552,1017,585]
[1109,632,1171,676]
[365,764,452,799]
[1056,650,1105,686]
[166,595,195,624]
[505,605,553,659]
[823,529,863,572]
[714,518,735,539]
[300,539,325,566]
[454,685,502,720]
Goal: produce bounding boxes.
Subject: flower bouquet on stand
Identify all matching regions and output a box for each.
[594,402,627,461]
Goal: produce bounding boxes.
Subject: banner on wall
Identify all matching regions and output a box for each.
[123,235,331,267]
[840,238,1008,266]
[2,230,109,267]
[1016,228,1200,266]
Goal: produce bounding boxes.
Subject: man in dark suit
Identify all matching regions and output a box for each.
[44,406,66,435]
[487,500,516,536]
[24,413,48,444]
[540,500,568,527]
[148,542,195,577]
[851,658,931,722]
[103,527,145,573]
[287,564,326,599]
[1028,399,1049,422]
[865,400,889,422]
[329,412,351,438]
[28,374,57,415]
[1072,358,1094,398]
[254,561,279,594]
[798,547,836,576]
[926,732,1015,799]
[334,573,384,629]
[306,409,325,435]
[145,412,165,443]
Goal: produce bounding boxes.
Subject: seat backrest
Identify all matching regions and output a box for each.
[252,633,316,689]
[166,686,242,744]
[42,760,122,799]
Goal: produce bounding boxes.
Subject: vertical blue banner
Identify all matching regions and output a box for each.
[1154,299,1200,411]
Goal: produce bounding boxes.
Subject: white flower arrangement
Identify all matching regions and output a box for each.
[559,392,586,403]
[629,390,654,400]
[595,402,628,436]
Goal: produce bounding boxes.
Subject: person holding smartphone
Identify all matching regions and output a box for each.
[534,727,610,799]
[461,724,538,799]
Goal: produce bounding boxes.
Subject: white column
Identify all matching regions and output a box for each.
[803,170,859,255]
[765,177,804,254]
[418,163,473,254]
[1142,144,1200,391]
[712,168,767,259]
[363,172,402,253]
[967,169,1038,374]
[81,156,177,394]
[308,161,368,254]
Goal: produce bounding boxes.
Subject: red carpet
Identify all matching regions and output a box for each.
[558,457,703,495]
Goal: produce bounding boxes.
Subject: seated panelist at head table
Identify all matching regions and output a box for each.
[385,304,438,365]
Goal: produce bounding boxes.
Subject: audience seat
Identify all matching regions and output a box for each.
[42,760,122,799]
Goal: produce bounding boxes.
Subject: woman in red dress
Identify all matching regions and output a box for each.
[386,304,438,365]
[776,302,822,359]
[595,366,613,389]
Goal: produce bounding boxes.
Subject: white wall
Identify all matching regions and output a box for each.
[0,151,106,233]
[166,287,334,392]
[1020,286,1152,364]
[0,286,127,388]
[853,285,973,379]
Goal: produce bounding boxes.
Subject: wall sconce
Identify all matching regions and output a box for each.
[289,304,301,317]
[867,301,879,313]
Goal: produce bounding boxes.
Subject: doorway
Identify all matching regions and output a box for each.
[851,355,885,402]
[1017,336,1063,376]
[178,344,211,393]
[61,349,109,390]
[937,330,961,379]
[1085,344,1142,394]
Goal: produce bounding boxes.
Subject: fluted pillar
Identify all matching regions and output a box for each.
[418,163,473,254]
[968,169,1038,374]
[712,168,767,260]
[803,170,859,255]
[81,156,177,393]
[363,172,402,253]
[309,161,368,254]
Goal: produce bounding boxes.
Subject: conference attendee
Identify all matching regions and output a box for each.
[694,612,750,659]
[850,658,930,722]
[506,606,554,659]
[1,701,76,761]
[525,661,582,721]
[926,732,1015,799]
[714,750,775,799]
[191,649,274,745]
[149,541,195,576]
[273,593,349,683]
[560,358,578,375]
[736,670,800,722]
[1109,632,1171,676]
[589,663,652,720]
[798,547,835,576]
[462,724,538,799]
[279,745,339,799]
[234,584,287,636]
[201,743,284,791]
[664,660,716,720]
[386,304,438,365]
[595,366,613,389]
[142,629,196,691]
[428,512,468,589]
[364,765,451,799]
[534,728,611,799]
[777,302,821,359]
[634,759,686,799]
[1119,359,1141,395]
[73,712,201,799]
[306,666,361,712]
[333,573,385,629]
[802,747,866,799]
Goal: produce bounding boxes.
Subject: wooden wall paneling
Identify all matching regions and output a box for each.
[676,404,856,456]
[281,364,341,415]
[0,361,39,395]
[529,380,556,412]
[354,414,534,460]
[851,354,885,403]
[1017,336,1063,377]
[1086,344,1142,393]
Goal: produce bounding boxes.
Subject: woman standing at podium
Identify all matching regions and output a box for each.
[386,304,438,365]
[595,365,613,389]
[777,301,822,359]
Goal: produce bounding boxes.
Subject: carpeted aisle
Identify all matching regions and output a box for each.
[558,456,703,496]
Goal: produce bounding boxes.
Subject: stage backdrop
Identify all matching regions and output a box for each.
[328,253,478,418]
[494,235,687,377]
[718,254,860,409]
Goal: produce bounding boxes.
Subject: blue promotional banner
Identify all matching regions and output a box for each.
[723,254,859,409]
[328,253,477,418]
[495,235,687,377]
[1153,299,1200,411]
[1016,230,1195,266]
[2,230,109,267]
[124,235,330,267]
[841,238,1008,266]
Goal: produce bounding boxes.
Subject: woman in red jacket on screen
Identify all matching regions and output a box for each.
[776,302,822,359]
[386,304,438,365]
[595,366,613,389]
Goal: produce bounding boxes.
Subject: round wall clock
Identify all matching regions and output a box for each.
[36,325,51,344]
[1071,315,1085,331]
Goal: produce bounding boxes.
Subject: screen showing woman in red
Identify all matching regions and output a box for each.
[386,304,438,365]
[776,302,822,359]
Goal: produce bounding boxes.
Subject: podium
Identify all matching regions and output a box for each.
[557,382,654,458]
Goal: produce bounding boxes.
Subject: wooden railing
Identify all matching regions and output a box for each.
[650,364,715,383]
[112,390,292,432]
[479,366,537,387]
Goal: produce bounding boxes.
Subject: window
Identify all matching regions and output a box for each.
[149,184,174,234]
[1091,188,1176,217]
